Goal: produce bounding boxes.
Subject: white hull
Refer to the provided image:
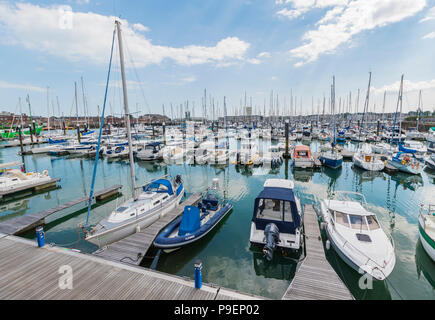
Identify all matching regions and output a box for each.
[86,191,183,247]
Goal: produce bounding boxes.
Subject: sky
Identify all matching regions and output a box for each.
[0,0,435,118]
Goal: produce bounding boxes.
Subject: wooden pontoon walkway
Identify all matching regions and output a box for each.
[93,192,203,265]
[0,234,263,300]
[282,205,353,300]
[0,185,122,235]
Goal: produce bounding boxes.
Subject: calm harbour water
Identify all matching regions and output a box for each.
[1,139,434,300]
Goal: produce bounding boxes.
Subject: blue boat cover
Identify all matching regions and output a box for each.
[178,206,200,236]
[253,187,301,233]
[146,142,162,147]
[257,187,295,202]
[143,179,173,195]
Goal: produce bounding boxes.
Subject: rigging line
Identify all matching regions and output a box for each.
[85,27,117,227]
[123,36,151,114]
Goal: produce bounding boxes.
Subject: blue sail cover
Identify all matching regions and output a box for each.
[143,179,173,195]
[178,206,200,236]
[398,143,417,154]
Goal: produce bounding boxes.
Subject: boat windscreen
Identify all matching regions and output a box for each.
[349,214,368,230]
[115,206,128,213]
[366,215,380,230]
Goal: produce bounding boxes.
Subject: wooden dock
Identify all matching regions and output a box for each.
[0,178,60,200]
[0,234,263,300]
[93,192,203,265]
[282,205,353,300]
[0,185,122,235]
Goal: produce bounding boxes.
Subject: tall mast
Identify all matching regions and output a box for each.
[116,20,137,200]
[47,86,50,135]
[75,81,79,125]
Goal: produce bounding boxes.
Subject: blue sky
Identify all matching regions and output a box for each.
[0,0,435,118]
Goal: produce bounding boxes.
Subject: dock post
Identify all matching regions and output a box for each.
[76,124,81,144]
[284,119,290,159]
[377,120,380,136]
[62,120,66,136]
[32,120,37,143]
[29,125,34,144]
[35,226,45,247]
[162,122,166,145]
[18,125,26,172]
[194,260,202,289]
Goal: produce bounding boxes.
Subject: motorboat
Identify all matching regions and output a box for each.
[136,142,164,161]
[153,178,232,252]
[291,145,314,168]
[249,179,303,260]
[353,144,384,171]
[85,175,184,247]
[320,191,396,280]
[262,145,283,167]
[418,204,435,261]
[0,161,54,194]
[387,152,423,175]
[237,130,260,165]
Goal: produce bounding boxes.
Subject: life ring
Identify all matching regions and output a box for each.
[43,170,48,176]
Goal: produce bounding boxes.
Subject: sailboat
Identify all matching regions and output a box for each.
[352,72,385,171]
[319,76,343,169]
[84,21,184,247]
[388,75,423,175]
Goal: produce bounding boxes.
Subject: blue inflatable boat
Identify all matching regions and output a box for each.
[153,191,233,251]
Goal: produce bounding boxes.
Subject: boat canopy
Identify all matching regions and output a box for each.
[178,206,200,236]
[143,179,173,195]
[253,187,301,234]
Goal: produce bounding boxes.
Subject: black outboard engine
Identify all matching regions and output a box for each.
[175,174,182,184]
[263,223,280,261]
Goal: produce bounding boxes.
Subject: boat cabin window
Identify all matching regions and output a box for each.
[348,214,368,230]
[297,151,307,156]
[115,206,128,213]
[153,200,160,206]
[146,184,168,192]
[366,215,380,230]
[334,211,350,227]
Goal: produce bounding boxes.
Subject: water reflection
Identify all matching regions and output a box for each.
[415,239,435,291]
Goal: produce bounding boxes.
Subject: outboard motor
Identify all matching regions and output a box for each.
[263,223,280,261]
[175,174,182,184]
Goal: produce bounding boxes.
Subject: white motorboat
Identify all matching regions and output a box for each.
[86,175,184,247]
[136,142,164,161]
[371,142,397,155]
[0,161,54,194]
[292,145,314,168]
[426,153,435,170]
[353,144,385,171]
[399,140,427,159]
[418,204,435,261]
[250,179,303,260]
[320,191,396,280]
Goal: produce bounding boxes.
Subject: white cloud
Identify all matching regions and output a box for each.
[420,6,435,22]
[372,79,435,94]
[0,80,45,92]
[181,76,196,83]
[132,23,149,32]
[287,0,426,67]
[276,8,308,20]
[0,2,252,68]
[422,31,435,39]
[257,52,271,58]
